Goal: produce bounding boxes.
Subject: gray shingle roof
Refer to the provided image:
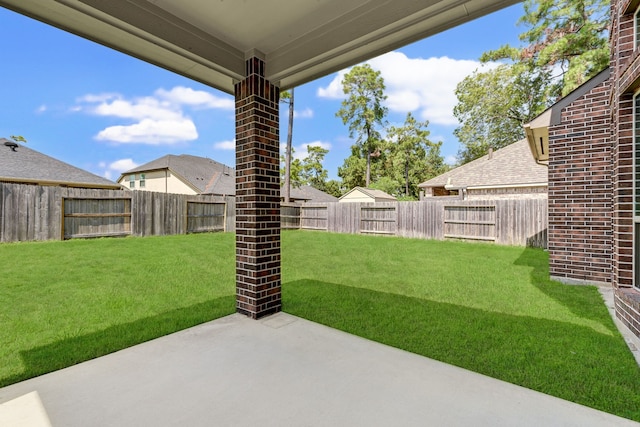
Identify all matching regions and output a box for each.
[418,139,547,189]
[290,185,338,202]
[122,154,235,195]
[0,139,120,188]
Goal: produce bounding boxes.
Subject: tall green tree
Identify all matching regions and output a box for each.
[323,180,344,198]
[482,0,609,97]
[385,113,447,198]
[280,147,304,189]
[280,89,295,202]
[453,0,609,164]
[453,64,552,164]
[301,145,329,191]
[336,64,388,187]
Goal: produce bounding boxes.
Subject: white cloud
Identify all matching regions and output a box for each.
[155,86,234,110]
[317,52,499,126]
[294,108,314,119]
[76,86,232,145]
[36,105,47,114]
[96,118,197,144]
[317,70,347,99]
[92,98,183,121]
[445,154,458,166]
[98,158,139,180]
[214,139,236,150]
[109,158,139,172]
[293,140,332,160]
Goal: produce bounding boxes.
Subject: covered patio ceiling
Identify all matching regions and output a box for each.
[1,0,519,94]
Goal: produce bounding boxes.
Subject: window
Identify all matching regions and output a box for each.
[140,173,146,188]
[634,92,640,289]
[636,6,640,49]
[129,174,135,189]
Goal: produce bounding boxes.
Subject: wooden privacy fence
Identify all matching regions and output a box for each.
[0,183,234,242]
[1,183,546,247]
[294,199,547,247]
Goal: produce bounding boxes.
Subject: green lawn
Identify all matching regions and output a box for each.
[1,231,639,421]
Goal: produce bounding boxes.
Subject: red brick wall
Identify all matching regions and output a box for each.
[612,0,640,337]
[613,1,638,289]
[548,78,612,284]
[234,56,282,319]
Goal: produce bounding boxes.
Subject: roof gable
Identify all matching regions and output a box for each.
[419,139,547,189]
[339,187,397,201]
[0,139,120,189]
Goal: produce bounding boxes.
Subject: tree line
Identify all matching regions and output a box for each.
[282,65,448,201]
[281,0,609,200]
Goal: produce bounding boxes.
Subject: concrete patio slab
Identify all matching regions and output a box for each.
[0,312,638,426]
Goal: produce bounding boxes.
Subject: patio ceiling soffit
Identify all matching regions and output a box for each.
[0,0,519,94]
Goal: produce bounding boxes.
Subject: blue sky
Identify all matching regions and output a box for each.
[0,5,524,182]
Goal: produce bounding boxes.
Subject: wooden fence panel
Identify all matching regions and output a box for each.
[186,201,226,233]
[0,183,547,248]
[360,203,397,235]
[63,197,131,239]
[444,203,496,242]
[397,201,444,239]
[281,203,301,229]
[300,204,328,230]
[328,202,360,234]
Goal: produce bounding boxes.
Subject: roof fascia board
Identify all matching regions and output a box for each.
[466,182,548,190]
[0,177,122,189]
[0,0,243,94]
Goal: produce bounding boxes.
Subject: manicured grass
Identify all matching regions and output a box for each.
[280,231,640,422]
[0,234,236,387]
[1,231,639,421]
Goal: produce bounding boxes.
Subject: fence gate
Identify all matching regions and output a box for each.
[443,205,496,242]
[62,198,132,239]
[281,203,301,229]
[186,201,226,233]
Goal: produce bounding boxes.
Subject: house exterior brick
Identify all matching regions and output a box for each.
[547,71,612,285]
[542,0,640,340]
[611,0,640,336]
[234,56,282,319]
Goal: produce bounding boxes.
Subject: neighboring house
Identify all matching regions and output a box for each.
[339,187,397,203]
[0,139,121,189]
[289,185,338,203]
[119,154,337,203]
[117,154,235,196]
[418,139,548,200]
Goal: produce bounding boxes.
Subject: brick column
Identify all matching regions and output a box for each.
[234,56,282,319]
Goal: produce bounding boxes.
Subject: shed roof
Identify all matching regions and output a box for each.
[340,187,397,201]
[0,0,519,94]
[0,139,121,189]
[418,139,547,190]
[121,154,235,195]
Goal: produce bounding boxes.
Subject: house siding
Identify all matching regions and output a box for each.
[467,186,548,200]
[118,170,198,195]
[547,76,612,285]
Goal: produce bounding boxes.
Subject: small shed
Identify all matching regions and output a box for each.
[339,187,397,203]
